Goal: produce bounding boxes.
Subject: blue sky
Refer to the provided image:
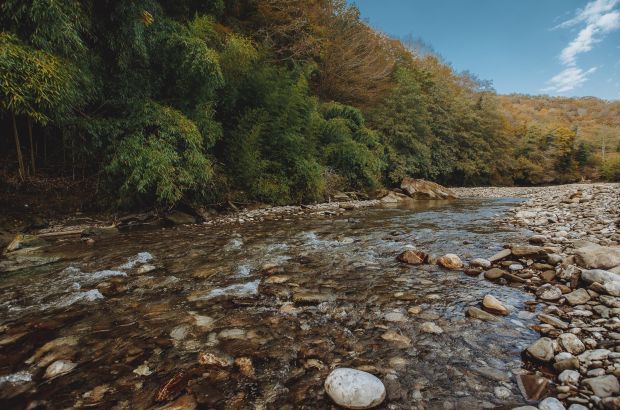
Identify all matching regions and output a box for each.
[349,0,620,100]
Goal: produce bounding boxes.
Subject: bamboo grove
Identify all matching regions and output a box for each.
[1,0,619,208]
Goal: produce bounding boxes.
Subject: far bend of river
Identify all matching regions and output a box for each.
[0,198,542,409]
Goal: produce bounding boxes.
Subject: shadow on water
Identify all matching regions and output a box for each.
[0,198,538,409]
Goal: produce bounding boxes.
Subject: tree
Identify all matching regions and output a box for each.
[0,33,82,180]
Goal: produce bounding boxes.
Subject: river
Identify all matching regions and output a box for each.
[0,198,543,409]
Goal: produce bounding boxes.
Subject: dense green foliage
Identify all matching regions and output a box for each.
[1,0,618,209]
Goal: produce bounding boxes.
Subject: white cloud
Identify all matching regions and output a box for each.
[545,0,619,93]
[543,67,598,92]
[559,10,620,65]
[554,0,619,29]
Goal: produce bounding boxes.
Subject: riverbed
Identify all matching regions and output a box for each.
[0,198,545,409]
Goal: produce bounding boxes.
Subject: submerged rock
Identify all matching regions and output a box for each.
[44,360,77,379]
[465,307,499,321]
[154,395,197,410]
[381,330,411,346]
[420,322,443,334]
[324,368,386,409]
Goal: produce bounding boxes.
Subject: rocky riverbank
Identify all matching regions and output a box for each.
[455,183,620,410]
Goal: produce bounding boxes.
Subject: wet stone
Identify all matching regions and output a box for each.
[484,268,505,280]
[324,368,386,409]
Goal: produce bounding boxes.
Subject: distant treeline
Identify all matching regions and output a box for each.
[1,0,619,208]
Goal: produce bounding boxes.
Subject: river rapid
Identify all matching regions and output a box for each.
[0,198,544,409]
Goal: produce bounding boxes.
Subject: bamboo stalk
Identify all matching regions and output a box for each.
[28,118,35,176]
[12,113,26,182]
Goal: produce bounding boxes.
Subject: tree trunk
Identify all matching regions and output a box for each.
[12,113,26,182]
[28,118,35,176]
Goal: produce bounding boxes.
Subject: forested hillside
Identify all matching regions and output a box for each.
[1,0,619,210]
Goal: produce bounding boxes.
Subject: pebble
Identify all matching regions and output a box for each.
[324,368,386,409]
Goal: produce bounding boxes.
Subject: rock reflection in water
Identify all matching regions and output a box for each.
[0,199,540,409]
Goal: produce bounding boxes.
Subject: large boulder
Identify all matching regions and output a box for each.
[400,178,457,200]
[575,244,620,270]
[324,368,385,409]
[380,191,411,203]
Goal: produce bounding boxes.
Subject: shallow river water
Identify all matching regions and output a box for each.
[0,199,543,409]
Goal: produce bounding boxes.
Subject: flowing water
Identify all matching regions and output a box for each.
[0,199,542,409]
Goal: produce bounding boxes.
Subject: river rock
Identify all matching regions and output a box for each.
[198,352,233,367]
[380,191,410,203]
[558,369,580,384]
[558,333,585,355]
[538,397,566,410]
[582,374,620,398]
[470,258,491,268]
[44,360,77,379]
[482,295,508,315]
[516,373,550,401]
[4,234,48,253]
[436,254,463,269]
[324,368,386,409]
[581,269,620,285]
[526,337,554,362]
[397,250,427,265]
[164,211,197,225]
[575,244,620,270]
[564,288,591,305]
[154,395,197,410]
[400,178,456,200]
[420,322,443,334]
[536,284,562,301]
[538,314,569,330]
[484,268,505,280]
[510,245,548,258]
[384,311,407,322]
[529,235,547,244]
[489,248,511,262]
[466,307,499,321]
[603,281,620,296]
[494,386,511,399]
[381,330,411,346]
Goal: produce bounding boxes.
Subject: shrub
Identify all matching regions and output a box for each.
[107,101,213,207]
